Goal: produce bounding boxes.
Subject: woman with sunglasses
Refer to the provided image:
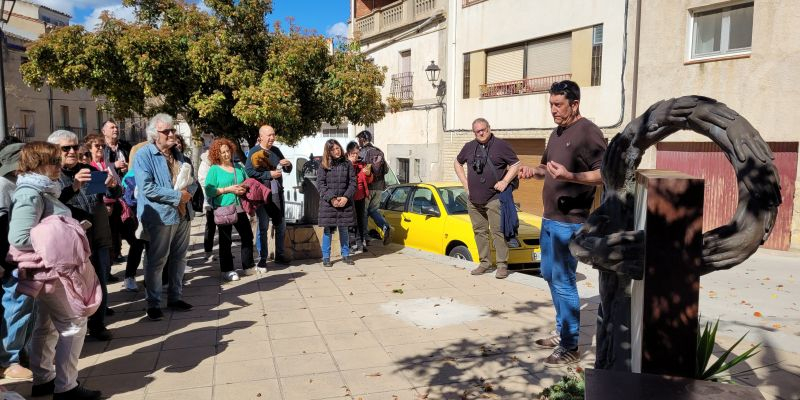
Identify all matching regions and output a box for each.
[48,131,121,342]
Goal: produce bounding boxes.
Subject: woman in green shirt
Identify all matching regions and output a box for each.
[203,138,254,281]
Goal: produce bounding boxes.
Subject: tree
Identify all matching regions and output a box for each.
[20,0,386,145]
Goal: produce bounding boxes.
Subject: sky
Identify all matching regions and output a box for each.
[40,0,350,37]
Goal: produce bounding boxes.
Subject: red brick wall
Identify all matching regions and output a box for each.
[354,0,397,18]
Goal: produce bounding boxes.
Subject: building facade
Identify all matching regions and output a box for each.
[3,0,106,142]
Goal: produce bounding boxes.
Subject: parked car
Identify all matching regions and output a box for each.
[371,182,542,266]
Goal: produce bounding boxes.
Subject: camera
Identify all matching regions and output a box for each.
[471,156,486,174]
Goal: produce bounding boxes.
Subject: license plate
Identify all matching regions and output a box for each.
[532,251,541,261]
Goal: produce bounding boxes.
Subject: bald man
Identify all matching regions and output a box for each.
[244,125,293,269]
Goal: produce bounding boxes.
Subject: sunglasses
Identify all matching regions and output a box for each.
[550,81,570,93]
[158,128,177,135]
[61,145,80,152]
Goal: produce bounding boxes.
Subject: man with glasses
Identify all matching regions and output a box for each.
[454,118,520,279]
[133,114,197,321]
[518,80,606,366]
[102,120,132,266]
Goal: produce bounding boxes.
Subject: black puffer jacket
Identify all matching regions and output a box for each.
[317,157,356,227]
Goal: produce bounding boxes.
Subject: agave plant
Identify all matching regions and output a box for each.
[695,319,761,382]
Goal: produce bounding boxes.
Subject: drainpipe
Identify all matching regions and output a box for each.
[48,86,53,132]
[630,0,643,120]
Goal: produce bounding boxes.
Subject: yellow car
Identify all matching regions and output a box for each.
[370,182,542,266]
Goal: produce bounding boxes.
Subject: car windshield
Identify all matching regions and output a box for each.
[437,186,469,215]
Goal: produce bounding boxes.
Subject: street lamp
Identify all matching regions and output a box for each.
[0,0,18,140]
[425,60,440,88]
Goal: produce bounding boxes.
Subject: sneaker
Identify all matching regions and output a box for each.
[495,265,509,279]
[544,346,580,367]
[242,268,256,276]
[31,379,55,397]
[255,266,268,274]
[275,255,292,265]
[53,384,101,400]
[361,240,368,252]
[322,258,332,268]
[381,225,392,245]
[167,300,194,312]
[342,256,355,265]
[534,331,561,348]
[146,307,164,321]
[123,277,139,292]
[470,265,491,275]
[223,271,240,282]
[88,328,113,341]
[1,363,32,380]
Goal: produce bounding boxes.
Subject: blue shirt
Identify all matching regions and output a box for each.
[134,143,197,226]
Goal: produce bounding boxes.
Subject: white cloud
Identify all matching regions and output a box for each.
[82,4,137,30]
[326,21,348,38]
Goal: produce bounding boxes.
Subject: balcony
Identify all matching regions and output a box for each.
[7,127,34,143]
[479,73,572,99]
[389,72,414,103]
[353,0,443,41]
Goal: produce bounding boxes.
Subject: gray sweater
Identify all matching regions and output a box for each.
[9,185,71,250]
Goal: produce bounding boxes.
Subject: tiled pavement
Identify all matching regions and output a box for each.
[1,217,798,399]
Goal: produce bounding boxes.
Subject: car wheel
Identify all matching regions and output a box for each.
[448,245,472,261]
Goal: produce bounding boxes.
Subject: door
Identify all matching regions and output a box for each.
[403,187,445,253]
[382,186,412,244]
[505,139,546,215]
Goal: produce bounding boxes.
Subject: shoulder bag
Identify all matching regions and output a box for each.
[213,166,242,226]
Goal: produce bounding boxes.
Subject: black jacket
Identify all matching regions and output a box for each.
[317,157,356,227]
[358,143,388,191]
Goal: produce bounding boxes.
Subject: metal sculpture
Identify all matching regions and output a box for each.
[569,95,782,370]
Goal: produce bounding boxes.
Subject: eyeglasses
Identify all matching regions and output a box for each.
[158,128,177,135]
[60,145,80,152]
[91,143,105,149]
[473,128,488,134]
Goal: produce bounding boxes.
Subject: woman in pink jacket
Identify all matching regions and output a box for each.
[8,142,101,400]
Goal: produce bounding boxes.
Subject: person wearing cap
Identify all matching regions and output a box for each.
[0,139,35,381]
[356,130,392,246]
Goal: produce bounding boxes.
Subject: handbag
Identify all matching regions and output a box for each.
[213,166,242,226]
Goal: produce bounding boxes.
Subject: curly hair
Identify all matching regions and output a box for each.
[207,138,238,165]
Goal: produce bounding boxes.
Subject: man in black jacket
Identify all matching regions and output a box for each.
[356,130,391,245]
[245,125,293,268]
[102,119,132,267]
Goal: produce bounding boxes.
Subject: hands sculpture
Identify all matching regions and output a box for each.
[570,96,781,278]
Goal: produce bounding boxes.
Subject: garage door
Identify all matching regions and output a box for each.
[506,139,546,215]
[655,142,797,250]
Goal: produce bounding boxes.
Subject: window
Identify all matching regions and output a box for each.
[410,188,438,215]
[60,106,69,128]
[591,24,603,86]
[79,108,87,137]
[486,46,524,84]
[413,158,420,182]
[482,33,572,98]
[690,2,753,60]
[463,53,471,99]
[386,186,411,212]
[397,158,410,184]
[19,110,36,138]
[322,126,348,137]
[525,34,571,79]
[437,186,469,214]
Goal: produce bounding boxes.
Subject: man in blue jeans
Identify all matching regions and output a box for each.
[356,131,391,247]
[519,80,606,366]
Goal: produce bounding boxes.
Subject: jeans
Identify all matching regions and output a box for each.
[366,190,387,230]
[30,279,87,393]
[1,272,35,366]
[354,199,368,243]
[144,219,190,309]
[255,201,286,262]
[321,226,350,260]
[218,212,255,272]
[467,199,507,268]
[203,211,216,253]
[540,219,583,350]
[88,247,110,332]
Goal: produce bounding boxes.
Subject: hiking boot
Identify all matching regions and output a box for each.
[146,308,164,321]
[31,379,55,397]
[167,300,194,312]
[53,384,101,400]
[534,331,561,348]
[1,363,32,380]
[382,225,392,245]
[322,258,332,268]
[495,264,509,279]
[470,265,491,275]
[342,256,355,265]
[544,346,580,367]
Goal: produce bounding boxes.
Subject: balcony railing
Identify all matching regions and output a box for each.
[353,0,443,40]
[390,72,414,103]
[58,125,88,139]
[7,127,34,143]
[479,73,572,99]
[462,0,488,7]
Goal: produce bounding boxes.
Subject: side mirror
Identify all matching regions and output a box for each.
[420,204,440,217]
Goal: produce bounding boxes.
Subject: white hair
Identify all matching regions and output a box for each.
[47,130,79,144]
[146,113,175,141]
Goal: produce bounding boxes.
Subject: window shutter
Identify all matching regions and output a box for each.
[525,34,572,78]
[486,46,524,84]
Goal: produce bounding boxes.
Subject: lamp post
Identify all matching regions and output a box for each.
[425,60,440,88]
[0,0,18,140]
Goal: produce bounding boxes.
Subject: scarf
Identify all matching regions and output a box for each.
[17,173,63,197]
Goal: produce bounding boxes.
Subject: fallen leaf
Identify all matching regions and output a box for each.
[434,304,440,307]
[366,372,382,377]
[256,394,261,398]
[708,291,717,298]
[393,288,404,294]
[771,294,778,299]
[773,323,782,329]
[754,311,763,317]
[349,292,354,296]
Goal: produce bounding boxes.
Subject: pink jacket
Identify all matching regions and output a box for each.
[8,215,102,317]
[240,178,272,215]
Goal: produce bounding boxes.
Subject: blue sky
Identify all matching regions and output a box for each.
[51,0,350,37]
